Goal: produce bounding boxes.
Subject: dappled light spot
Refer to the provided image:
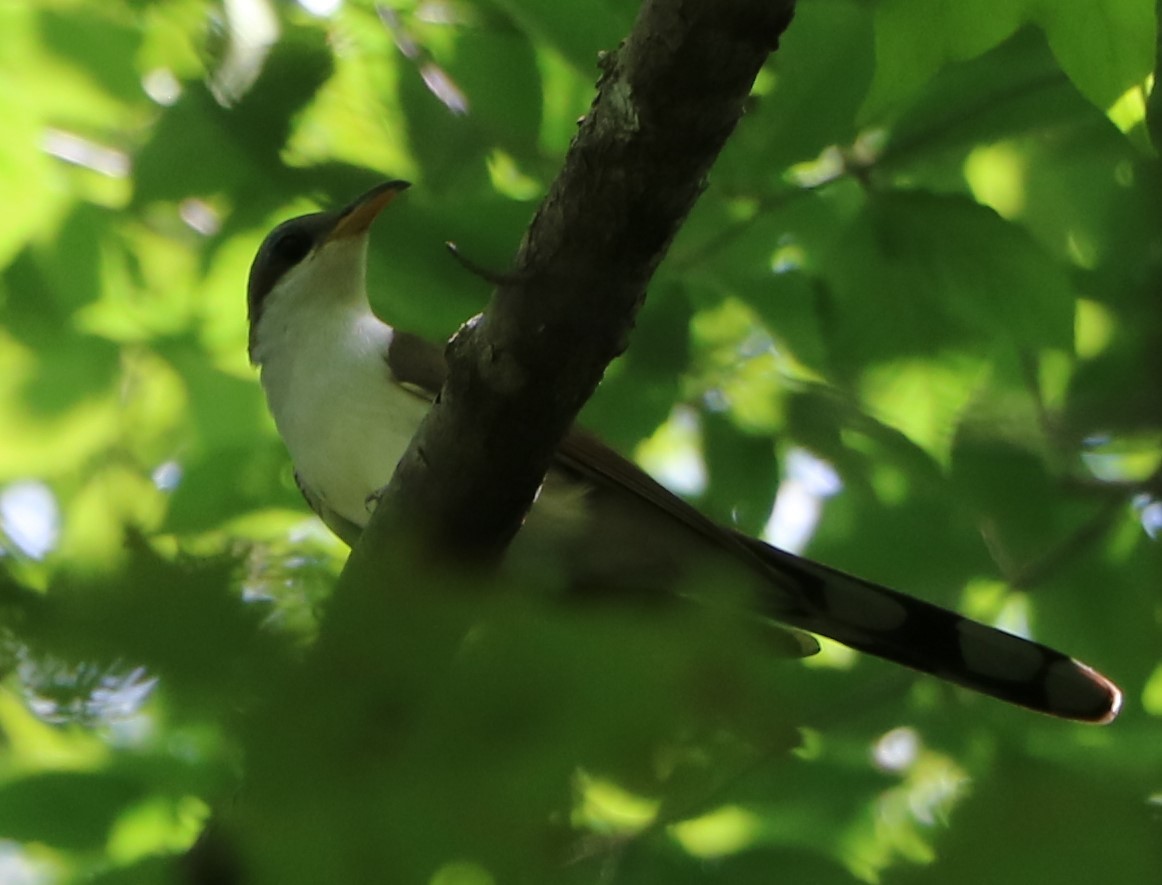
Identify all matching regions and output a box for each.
[964,142,1026,219]
[142,69,181,106]
[420,64,469,115]
[1106,79,1149,135]
[0,843,47,885]
[179,200,220,237]
[573,772,658,835]
[635,405,707,497]
[1075,298,1116,359]
[873,726,920,774]
[670,805,762,859]
[0,480,59,560]
[296,0,341,18]
[20,656,157,728]
[151,461,182,493]
[208,0,278,107]
[42,131,129,178]
[1135,495,1162,539]
[765,448,841,554]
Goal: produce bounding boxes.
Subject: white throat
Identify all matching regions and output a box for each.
[252,237,432,529]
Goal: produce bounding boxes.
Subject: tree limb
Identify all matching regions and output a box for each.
[346,0,797,579]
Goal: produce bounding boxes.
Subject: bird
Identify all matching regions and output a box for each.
[246,181,1121,724]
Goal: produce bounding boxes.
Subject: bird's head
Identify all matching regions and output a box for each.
[246,180,410,364]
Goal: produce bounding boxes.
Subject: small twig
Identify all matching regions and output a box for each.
[979,518,1020,585]
[445,241,525,286]
[1010,495,1127,592]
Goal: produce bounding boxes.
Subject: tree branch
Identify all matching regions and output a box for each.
[346,0,796,578]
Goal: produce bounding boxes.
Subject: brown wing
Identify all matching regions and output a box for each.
[554,427,821,657]
[555,427,779,573]
[384,330,448,398]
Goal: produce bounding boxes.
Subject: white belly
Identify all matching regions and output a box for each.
[260,310,433,529]
[290,371,431,528]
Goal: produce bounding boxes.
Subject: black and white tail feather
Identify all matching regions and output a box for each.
[556,427,1121,724]
[751,542,1121,722]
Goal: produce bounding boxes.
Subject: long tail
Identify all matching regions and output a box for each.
[746,538,1121,723]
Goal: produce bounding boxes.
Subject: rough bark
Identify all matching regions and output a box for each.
[345,0,797,579]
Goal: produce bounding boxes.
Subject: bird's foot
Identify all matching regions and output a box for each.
[364,486,387,514]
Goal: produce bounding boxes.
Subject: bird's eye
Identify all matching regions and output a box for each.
[272,231,312,264]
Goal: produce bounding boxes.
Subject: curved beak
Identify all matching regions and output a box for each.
[325,180,410,243]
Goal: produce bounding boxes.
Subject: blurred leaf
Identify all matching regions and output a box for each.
[4,234,97,349]
[370,192,527,339]
[1035,0,1156,127]
[949,438,1086,562]
[1066,319,1162,433]
[396,39,493,194]
[888,752,1162,885]
[134,25,333,204]
[229,576,805,883]
[0,770,143,851]
[701,410,779,536]
[39,7,142,107]
[862,0,1023,122]
[750,271,828,374]
[719,0,875,179]
[156,337,268,451]
[582,285,691,449]
[24,542,292,719]
[820,190,1074,374]
[161,442,299,534]
[488,0,633,72]
[881,27,1098,172]
[449,18,544,158]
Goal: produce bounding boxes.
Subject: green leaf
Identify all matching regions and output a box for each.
[862,0,1025,122]
[700,410,778,536]
[39,7,142,107]
[880,27,1098,172]
[889,754,1162,885]
[487,0,632,72]
[820,190,1075,373]
[717,0,875,178]
[162,442,299,533]
[134,25,333,203]
[0,771,143,851]
[581,284,690,450]
[397,50,492,194]
[447,22,544,158]
[369,192,526,340]
[1033,0,1156,129]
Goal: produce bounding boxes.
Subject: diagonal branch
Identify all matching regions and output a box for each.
[346,0,797,579]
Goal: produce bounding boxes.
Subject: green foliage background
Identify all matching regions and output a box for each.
[0,0,1160,882]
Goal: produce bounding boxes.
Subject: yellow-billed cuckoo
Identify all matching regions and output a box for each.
[247,182,1121,723]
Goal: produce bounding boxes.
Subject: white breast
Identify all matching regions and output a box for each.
[259,303,432,529]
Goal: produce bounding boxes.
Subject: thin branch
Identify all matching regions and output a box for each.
[1009,496,1128,592]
